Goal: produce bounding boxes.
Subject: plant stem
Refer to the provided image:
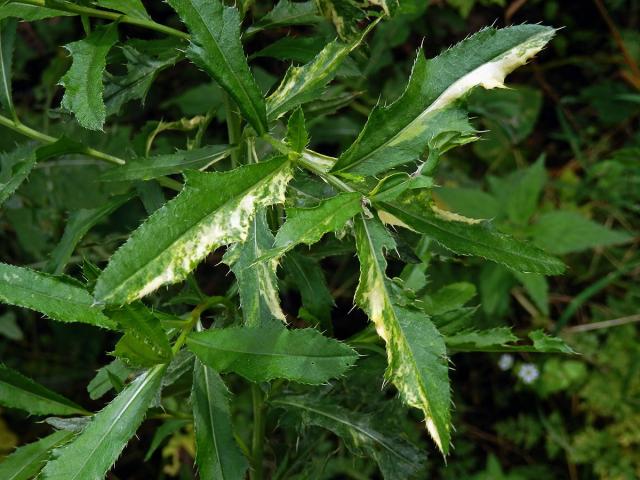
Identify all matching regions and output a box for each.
[14,0,190,40]
[224,94,243,167]
[250,384,266,480]
[0,113,126,165]
[262,134,355,193]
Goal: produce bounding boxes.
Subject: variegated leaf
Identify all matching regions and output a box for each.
[258,192,362,262]
[378,200,566,275]
[94,157,292,305]
[266,22,375,119]
[331,25,555,177]
[354,215,451,454]
[223,210,286,327]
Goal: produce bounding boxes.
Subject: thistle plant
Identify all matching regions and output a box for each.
[0,1,574,479]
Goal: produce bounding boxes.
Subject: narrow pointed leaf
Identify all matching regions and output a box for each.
[444,328,574,353]
[0,263,116,329]
[379,201,566,275]
[60,23,119,130]
[187,326,358,384]
[223,210,285,327]
[100,144,233,182]
[267,24,374,119]
[0,18,16,117]
[95,0,151,20]
[286,107,309,154]
[167,0,267,134]
[259,192,362,262]
[192,360,248,479]
[94,157,292,305]
[45,193,134,275]
[274,395,424,479]
[0,430,74,480]
[0,364,88,416]
[41,365,165,480]
[87,359,133,400]
[331,25,555,177]
[354,215,451,454]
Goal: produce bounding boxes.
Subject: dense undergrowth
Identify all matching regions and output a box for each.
[0,1,638,479]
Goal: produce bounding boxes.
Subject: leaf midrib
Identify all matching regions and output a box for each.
[187,2,264,132]
[59,366,161,480]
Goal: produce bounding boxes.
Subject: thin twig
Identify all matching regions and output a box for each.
[563,314,640,333]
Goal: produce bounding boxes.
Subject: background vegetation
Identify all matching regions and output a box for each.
[0,0,639,479]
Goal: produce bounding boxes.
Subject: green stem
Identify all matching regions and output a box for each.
[14,0,190,40]
[262,134,355,193]
[250,384,266,480]
[224,94,243,167]
[0,113,126,165]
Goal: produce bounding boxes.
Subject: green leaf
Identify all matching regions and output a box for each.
[422,282,476,315]
[488,156,547,224]
[166,0,267,134]
[1,138,94,208]
[444,327,518,351]
[433,186,501,220]
[331,25,555,177]
[274,395,424,479]
[353,215,451,454]
[259,192,362,262]
[95,0,151,20]
[41,365,166,480]
[0,364,88,416]
[286,107,309,155]
[60,23,119,130]
[223,210,286,327]
[87,359,133,400]
[192,359,248,479]
[528,330,574,354]
[112,303,173,367]
[187,326,358,384]
[104,43,179,117]
[283,253,334,329]
[444,328,574,353]
[94,157,292,305]
[530,210,633,255]
[45,193,134,275]
[0,18,16,117]
[0,143,38,207]
[0,3,73,21]
[101,144,234,182]
[245,0,320,37]
[144,419,189,461]
[266,24,374,119]
[379,200,566,275]
[0,263,117,329]
[0,430,74,480]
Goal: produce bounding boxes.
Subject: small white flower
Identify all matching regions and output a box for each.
[517,363,539,384]
[498,354,514,371]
